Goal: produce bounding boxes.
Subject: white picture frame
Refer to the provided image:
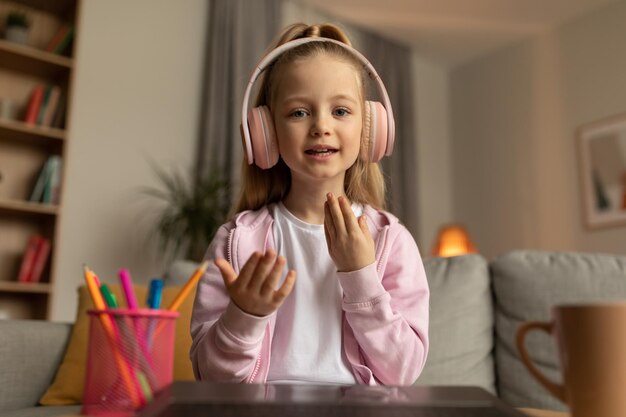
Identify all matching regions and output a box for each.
[577,112,626,229]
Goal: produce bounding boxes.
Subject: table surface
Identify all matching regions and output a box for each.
[519,409,569,417]
[62,407,569,417]
[135,381,567,417]
[62,410,570,417]
[62,383,571,417]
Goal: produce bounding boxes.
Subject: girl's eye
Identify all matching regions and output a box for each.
[333,108,350,117]
[290,109,308,118]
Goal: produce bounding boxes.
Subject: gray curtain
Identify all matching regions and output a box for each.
[196,0,282,204]
[354,32,419,238]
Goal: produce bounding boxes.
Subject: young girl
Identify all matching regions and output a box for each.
[190,22,429,386]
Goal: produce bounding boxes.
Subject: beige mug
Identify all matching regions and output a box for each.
[516,303,626,417]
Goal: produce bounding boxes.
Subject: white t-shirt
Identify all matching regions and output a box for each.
[266,202,359,385]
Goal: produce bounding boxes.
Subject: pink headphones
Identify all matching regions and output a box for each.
[241,37,395,169]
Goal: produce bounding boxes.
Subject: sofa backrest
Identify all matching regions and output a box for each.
[491,250,626,410]
[417,254,496,393]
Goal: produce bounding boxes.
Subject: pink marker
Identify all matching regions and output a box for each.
[93,274,101,288]
[119,268,138,309]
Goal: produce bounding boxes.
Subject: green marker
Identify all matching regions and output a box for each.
[136,371,153,401]
[100,283,118,308]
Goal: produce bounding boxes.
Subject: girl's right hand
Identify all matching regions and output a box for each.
[215,250,296,317]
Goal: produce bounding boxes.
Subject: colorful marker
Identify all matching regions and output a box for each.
[119,268,139,309]
[167,261,209,311]
[99,283,118,308]
[146,279,163,309]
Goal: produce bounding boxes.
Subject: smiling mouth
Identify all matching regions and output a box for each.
[305,148,338,155]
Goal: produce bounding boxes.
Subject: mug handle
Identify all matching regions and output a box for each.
[515,321,567,403]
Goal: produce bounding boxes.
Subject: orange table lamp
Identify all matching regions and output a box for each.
[431,224,478,257]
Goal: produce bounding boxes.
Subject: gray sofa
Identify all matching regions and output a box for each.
[1,250,625,417]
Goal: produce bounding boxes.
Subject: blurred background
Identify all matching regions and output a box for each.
[1,0,625,321]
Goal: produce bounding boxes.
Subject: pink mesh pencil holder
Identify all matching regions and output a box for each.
[82,308,179,417]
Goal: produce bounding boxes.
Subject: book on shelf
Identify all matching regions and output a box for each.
[29,156,53,202]
[36,85,61,127]
[17,235,51,283]
[36,85,53,125]
[23,85,44,125]
[23,85,63,127]
[50,91,67,129]
[43,156,62,204]
[40,86,61,127]
[30,155,62,204]
[30,237,51,283]
[17,236,40,283]
[45,24,74,55]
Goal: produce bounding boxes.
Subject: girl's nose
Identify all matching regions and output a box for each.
[310,115,330,137]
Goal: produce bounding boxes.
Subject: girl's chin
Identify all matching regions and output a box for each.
[289,170,347,184]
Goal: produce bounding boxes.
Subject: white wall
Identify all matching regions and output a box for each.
[51,0,208,321]
[413,55,454,252]
[450,1,626,259]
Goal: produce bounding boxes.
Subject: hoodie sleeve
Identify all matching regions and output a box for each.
[337,223,429,385]
[189,223,271,382]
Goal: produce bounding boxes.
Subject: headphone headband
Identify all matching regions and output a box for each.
[241,37,395,165]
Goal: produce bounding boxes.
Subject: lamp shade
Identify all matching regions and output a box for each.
[431,224,477,257]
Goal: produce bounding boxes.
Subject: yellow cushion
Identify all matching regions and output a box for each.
[39,283,196,405]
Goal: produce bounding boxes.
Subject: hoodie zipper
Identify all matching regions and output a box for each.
[248,354,262,383]
[227,229,235,267]
[229,226,262,383]
[376,225,390,273]
[238,215,277,384]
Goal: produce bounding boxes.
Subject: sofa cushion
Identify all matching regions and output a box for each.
[492,250,626,410]
[39,283,197,405]
[0,321,71,412]
[416,254,496,393]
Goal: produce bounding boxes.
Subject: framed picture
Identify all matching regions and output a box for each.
[577,112,626,229]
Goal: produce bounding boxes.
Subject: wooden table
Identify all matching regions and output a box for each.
[64,385,570,417]
[134,381,542,416]
[66,406,570,417]
[519,408,569,417]
[65,409,571,417]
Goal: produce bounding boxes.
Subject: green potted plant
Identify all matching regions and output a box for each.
[4,11,30,45]
[142,164,230,263]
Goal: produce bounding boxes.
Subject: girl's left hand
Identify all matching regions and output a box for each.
[324,193,375,272]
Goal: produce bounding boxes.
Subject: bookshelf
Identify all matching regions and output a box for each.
[0,0,79,320]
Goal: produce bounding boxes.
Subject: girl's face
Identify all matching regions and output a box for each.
[273,53,363,189]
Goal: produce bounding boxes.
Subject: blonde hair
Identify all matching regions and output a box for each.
[234,23,386,213]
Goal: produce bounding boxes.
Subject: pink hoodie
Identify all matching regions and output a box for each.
[190,204,429,385]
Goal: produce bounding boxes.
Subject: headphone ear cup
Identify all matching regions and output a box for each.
[362,101,389,163]
[247,106,279,169]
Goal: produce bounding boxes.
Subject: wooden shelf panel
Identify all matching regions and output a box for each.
[0,291,49,319]
[0,118,66,145]
[0,39,72,79]
[0,281,51,294]
[10,0,77,16]
[0,198,59,216]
